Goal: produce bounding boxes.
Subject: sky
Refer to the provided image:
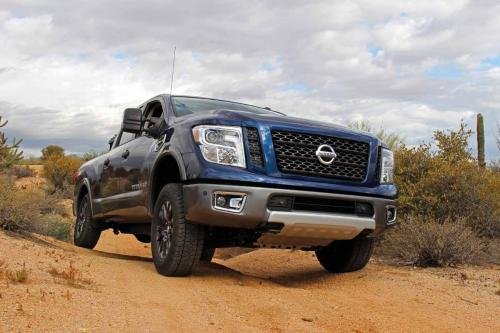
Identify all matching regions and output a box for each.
[0,0,499,160]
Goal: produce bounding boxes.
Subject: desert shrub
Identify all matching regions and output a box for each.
[38,195,71,217]
[12,165,35,178]
[41,145,65,161]
[0,175,72,241]
[382,215,487,267]
[38,214,72,241]
[394,122,500,237]
[0,175,42,231]
[42,154,82,194]
[0,115,23,171]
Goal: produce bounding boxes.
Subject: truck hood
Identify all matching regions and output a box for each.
[173,109,380,144]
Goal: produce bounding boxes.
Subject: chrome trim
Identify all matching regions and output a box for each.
[386,205,397,225]
[212,191,247,213]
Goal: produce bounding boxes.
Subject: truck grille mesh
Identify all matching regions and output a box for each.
[246,127,264,167]
[271,130,369,181]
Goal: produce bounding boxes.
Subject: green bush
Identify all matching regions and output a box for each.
[382,215,487,267]
[0,115,23,171]
[38,214,72,242]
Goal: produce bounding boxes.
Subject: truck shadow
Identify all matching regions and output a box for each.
[92,249,152,262]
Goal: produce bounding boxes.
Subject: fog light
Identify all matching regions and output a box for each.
[216,196,227,207]
[355,202,373,217]
[213,192,247,212]
[386,206,397,224]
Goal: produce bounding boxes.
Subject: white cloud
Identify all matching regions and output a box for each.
[0,0,498,159]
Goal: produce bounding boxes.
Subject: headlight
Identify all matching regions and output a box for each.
[380,148,394,184]
[192,125,246,168]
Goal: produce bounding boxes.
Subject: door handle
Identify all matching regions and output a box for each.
[122,149,130,159]
[103,158,110,168]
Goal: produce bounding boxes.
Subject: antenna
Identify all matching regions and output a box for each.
[169,46,176,95]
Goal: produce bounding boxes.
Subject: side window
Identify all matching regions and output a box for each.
[117,131,136,146]
[142,101,164,135]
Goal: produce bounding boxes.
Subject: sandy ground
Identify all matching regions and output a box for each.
[0,230,498,333]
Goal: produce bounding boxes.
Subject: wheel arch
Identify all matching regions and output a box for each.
[75,178,93,217]
[148,152,186,214]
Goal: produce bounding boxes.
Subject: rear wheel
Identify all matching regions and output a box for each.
[74,194,101,249]
[151,183,204,276]
[315,237,375,273]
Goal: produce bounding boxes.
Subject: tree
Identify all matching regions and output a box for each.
[349,120,404,150]
[0,115,23,171]
[41,145,65,161]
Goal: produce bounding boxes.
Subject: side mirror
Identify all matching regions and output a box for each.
[122,108,142,134]
[108,134,117,150]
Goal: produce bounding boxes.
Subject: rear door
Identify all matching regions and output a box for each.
[100,129,140,219]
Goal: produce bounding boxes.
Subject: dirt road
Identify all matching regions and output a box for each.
[0,230,498,332]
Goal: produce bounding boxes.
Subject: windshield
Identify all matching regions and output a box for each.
[172,96,283,117]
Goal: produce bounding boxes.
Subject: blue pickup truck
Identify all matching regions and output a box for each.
[73,94,397,276]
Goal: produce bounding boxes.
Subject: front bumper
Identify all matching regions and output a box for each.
[183,183,396,247]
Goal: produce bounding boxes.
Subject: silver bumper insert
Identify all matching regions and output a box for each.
[256,211,375,247]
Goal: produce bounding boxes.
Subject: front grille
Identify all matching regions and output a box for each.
[246,127,264,167]
[271,130,369,181]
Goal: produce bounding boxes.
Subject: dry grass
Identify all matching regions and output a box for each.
[0,262,29,283]
[48,262,93,289]
[381,216,488,267]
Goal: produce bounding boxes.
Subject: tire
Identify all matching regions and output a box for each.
[134,234,151,243]
[200,247,216,262]
[151,183,204,276]
[74,194,101,249]
[315,237,375,273]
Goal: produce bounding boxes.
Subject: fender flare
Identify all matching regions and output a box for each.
[75,178,94,217]
[147,150,187,213]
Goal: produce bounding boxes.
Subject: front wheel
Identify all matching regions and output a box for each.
[151,183,205,276]
[315,237,375,273]
[74,194,101,249]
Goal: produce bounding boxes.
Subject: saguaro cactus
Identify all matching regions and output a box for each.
[476,113,485,168]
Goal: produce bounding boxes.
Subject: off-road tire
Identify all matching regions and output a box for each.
[134,234,151,243]
[74,194,101,249]
[151,183,204,276]
[200,247,216,262]
[315,237,375,273]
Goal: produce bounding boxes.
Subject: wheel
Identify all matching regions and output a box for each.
[151,183,204,276]
[74,194,101,249]
[134,234,151,243]
[200,247,216,262]
[315,237,375,273]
